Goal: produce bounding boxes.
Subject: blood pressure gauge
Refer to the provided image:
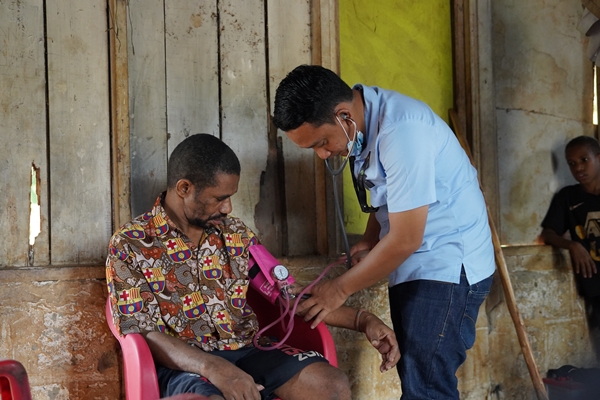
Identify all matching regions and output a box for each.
[271,264,289,281]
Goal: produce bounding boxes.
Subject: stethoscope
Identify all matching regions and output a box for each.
[324,114,358,269]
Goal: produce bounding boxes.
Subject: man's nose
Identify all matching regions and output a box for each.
[220,198,233,215]
[315,148,331,160]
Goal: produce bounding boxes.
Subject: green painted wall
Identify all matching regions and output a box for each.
[339,0,454,234]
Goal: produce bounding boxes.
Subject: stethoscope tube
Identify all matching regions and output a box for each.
[324,115,358,269]
[327,167,353,269]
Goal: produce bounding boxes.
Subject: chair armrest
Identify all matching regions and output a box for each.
[106,297,161,400]
[162,394,211,400]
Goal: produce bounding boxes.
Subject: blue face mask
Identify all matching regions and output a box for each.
[347,130,364,157]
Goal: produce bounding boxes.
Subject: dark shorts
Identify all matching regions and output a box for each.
[157,340,328,400]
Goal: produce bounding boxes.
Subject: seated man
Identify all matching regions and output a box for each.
[106,133,399,400]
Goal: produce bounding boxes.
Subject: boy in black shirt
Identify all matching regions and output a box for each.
[541,135,600,359]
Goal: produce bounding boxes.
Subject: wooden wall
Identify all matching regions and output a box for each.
[0,0,337,265]
[3,1,593,399]
[1,0,111,268]
[126,0,329,257]
[0,1,118,398]
[0,0,342,398]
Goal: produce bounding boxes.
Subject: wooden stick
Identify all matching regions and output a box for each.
[449,109,548,400]
[108,0,131,228]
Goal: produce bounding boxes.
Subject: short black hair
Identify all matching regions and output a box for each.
[565,135,600,155]
[273,64,354,131]
[167,134,240,191]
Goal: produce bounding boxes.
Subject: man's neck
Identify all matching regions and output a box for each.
[351,89,366,133]
[163,190,205,244]
[583,183,600,196]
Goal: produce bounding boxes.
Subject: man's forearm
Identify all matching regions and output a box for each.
[322,305,363,331]
[340,206,427,296]
[338,233,417,296]
[362,213,381,248]
[142,331,214,376]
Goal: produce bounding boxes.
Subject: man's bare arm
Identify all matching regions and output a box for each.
[141,331,263,400]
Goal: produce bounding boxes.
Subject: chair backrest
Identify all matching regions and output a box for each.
[105,287,338,399]
[0,359,32,400]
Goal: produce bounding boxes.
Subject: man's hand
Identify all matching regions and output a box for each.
[202,354,264,400]
[294,278,349,329]
[360,313,400,372]
[344,239,373,266]
[569,241,598,278]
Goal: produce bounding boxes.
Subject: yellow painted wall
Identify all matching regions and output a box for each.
[339,0,454,234]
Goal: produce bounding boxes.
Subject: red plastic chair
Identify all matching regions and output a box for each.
[106,287,337,400]
[0,359,32,400]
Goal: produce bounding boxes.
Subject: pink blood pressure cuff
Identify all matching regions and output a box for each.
[248,244,295,304]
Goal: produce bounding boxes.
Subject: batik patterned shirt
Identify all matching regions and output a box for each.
[106,194,260,351]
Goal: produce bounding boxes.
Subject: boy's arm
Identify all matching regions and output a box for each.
[320,305,399,372]
[541,227,597,278]
[540,227,574,249]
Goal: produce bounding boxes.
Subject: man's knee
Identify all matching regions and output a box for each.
[280,362,351,400]
[321,366,351,399]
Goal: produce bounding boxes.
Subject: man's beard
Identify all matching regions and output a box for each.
[189,213,226,229]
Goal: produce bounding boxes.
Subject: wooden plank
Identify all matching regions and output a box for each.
[0,265,105,283]
[267,0,316,255]
[127,0,168,216]
[165,0,220,154]
[471,0,500,230]
[314,0,339,72]
[0,0,49,267]
[46,0,111,264]
[312,0,340,256]
[311,0,329,256]
[108,0,131,229]
[451,0,468,156]
[219,0,268,236]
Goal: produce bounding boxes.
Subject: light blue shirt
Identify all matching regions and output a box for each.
[353,84,495,286]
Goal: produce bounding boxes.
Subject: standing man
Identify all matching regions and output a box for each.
[106,133,399,400]
[273,65,496,399]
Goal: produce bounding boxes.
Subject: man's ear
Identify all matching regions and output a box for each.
[336,109,351,121]
[175,179,193,198]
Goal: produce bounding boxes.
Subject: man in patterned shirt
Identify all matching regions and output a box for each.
[106,134,399,400]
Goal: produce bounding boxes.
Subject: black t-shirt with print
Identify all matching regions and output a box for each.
[541,184,600,298]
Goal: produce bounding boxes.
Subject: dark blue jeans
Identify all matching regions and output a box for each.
[389,267,493,399]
